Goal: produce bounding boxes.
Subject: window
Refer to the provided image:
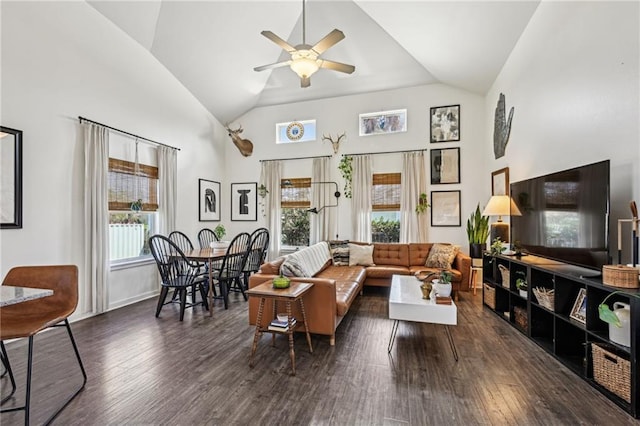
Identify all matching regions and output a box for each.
[275,120,316,144]
[108,158,158,262]
[371,173,401,243]
[281,178,310,247]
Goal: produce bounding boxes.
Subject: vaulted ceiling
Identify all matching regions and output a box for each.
[88,1,540,124]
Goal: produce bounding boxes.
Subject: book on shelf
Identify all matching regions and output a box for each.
[268,318,296,332]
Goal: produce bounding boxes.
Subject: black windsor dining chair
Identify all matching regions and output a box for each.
[197,228,219,249]
[210,232,251,309]
[149,235,209,321]
[168,231,207,304]
[242,228,270,290]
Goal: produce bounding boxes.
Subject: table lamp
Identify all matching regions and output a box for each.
[482,195,522,243]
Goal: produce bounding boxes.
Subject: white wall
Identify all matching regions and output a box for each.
[232,84,486,250]
[486,1,640,264]
[0,2,226,315]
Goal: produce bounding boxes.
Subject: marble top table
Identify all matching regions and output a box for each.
[0,285,54,307]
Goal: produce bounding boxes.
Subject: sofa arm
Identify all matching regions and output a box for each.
[453,252,471,290]
[248,274,339,337]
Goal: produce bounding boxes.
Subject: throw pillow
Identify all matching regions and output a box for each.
[425,243,459,269]
[329,240,350,266]
[348,243,375,266]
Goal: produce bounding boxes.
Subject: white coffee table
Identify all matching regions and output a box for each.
[388,274,458,361]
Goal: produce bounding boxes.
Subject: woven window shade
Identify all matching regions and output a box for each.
[108,158,159,211]
[372,173,401,211]
[281,177,311,208]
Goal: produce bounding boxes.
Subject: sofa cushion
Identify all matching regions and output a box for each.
[329,240,350,266]
[372,243,409,266]
[348,244,375,266]
[315,265,366,284]
[280,242,331,277]
[258,256,286,275]
[335,280,361,317]
[425,243,459,269]
[366,265,410,279]
[408,243,434,266]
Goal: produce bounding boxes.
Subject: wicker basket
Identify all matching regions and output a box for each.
[514,306,527,330]
[533,287,555,311]
[483,283,496,309]
[591,343,631,403]
[602,265,639,288]
[498,264,510,288]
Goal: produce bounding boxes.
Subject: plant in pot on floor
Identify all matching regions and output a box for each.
[515,271,528,298]
[466,203,489,259]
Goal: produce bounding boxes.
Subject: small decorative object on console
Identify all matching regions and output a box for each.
[272,275,291,289]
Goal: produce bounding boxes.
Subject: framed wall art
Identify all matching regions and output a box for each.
[199,179,221,222]
[231,182,257,221]
[359,109,407,136]
[1,126,23,229]
[430,104,460,143]
[430,147,460,185]
[491,167,510,196]
[430,190,461,227]
[569,288,587,324]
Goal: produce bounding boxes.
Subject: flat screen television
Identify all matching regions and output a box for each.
[510,160,610,271]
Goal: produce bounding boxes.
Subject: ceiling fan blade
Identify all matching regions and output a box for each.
[254,60,292,72]
[311,29,345,55]
[260,31,297,53]
[301,76,311,88]
[319,60,355,74]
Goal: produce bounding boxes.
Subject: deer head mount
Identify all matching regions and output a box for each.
[225,124,254,157]
[322,132,346,154]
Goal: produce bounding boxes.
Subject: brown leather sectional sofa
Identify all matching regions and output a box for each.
[248,242,471,346]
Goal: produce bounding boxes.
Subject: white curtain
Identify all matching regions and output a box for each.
[351,155,372,242]
[260,161,282,260]
[310,157,336,243]
[83,122,109,315]
[157,146,177,235]
[400,151,428,243]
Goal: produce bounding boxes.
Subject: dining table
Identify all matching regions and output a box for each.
[182,247,228,316]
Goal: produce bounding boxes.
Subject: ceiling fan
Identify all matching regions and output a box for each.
[254,0,355,88]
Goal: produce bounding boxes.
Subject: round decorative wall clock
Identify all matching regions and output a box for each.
[286,121,304,141]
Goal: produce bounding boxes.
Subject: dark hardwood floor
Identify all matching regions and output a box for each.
[1,287,636,425]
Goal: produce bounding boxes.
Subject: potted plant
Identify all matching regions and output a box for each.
[257,184,269,198]
[466,203,489,258]
[338,155,353,198]
[415,193,429,214]
[515,271,527,297]
[213,224,226,241]
[488,237,506,263]
[433,270,453,298]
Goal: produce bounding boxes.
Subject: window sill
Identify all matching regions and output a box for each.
[110,256,155,271]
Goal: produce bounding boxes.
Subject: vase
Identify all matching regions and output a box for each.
[432,280,452,298]
[519,290,527,298]
[420,282,432,299]
[469,243,485,259]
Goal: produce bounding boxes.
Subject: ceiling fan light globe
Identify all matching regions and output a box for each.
[290,57,320,79]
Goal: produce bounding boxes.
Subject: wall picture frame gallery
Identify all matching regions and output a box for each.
[430,104,460,143]
[359,109,407,136]
[430,190,461,227]
[491,167,510,196]
[430,147,460,185]
[231,182,257,222]
[199,179,221,222]
[0,126,23,229]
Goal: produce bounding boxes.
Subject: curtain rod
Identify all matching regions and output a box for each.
[78,116,180,151]
[260,155,331,163]
[342,149,428,157]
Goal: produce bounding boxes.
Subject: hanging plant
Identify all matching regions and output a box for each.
[415,192,430,214]
[258,184,269,198]
[338,155,353,198]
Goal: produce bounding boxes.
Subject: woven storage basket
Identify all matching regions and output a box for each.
[483,283,496,309]
[533,287,555,311]
[498,264,510,288]
[514,306,528,330]
[591,343,631,403]
[602,265,639,288]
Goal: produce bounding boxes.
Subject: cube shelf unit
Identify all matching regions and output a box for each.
[482,253,640,418]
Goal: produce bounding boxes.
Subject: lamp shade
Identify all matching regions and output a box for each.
[290,50,320,79]
[482,195,522,218]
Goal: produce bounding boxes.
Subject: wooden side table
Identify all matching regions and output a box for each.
[247,281,314,375]
[470,258,483,296]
